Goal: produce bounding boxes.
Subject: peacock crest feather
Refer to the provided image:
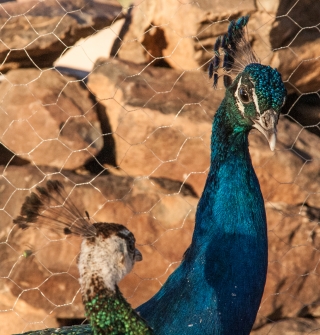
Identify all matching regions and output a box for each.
[208,16,259,88]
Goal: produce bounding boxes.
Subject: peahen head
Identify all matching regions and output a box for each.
[209,16,287,151]
[13,180,153,335]
[79,222,143,295]
[13,180,143,294]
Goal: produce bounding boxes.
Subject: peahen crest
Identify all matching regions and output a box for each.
[13,180,97,237]
[208,16,258,88]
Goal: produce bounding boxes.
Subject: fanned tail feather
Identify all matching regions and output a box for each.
[209,15,259,88]
[13,180,97,237]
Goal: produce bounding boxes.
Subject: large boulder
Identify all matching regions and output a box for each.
[251,115,320,208]
[87,57,220,196]
[88,58,320,206]
[0,68,103,170]
[253,203,320,328]
[117,0,319,93]
[270,0,320,94]
[117,0,256,69]
[0,0,123,71]
[251,317,320,335]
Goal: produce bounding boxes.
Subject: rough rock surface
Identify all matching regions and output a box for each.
[0,0,123,71]
[270,0,320,94]
[87,57,222,196]
[117,0,256,69]
[0,68,103,170]
[252,317,320,335]
[117,0,320,93]
[251,115,320,209]
[253,203,320,328]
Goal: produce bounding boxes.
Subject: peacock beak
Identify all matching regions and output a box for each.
[134,248,143,262]
[251,108,279,151]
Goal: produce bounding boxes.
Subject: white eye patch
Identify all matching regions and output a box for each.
[235,78,245,116]
[251,87,261,116]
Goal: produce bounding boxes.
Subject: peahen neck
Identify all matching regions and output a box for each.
[78,237,153,335]
[83,279,152,335]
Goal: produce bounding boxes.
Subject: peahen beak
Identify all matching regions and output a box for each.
[251,109,279,151]
[134,248,143,262]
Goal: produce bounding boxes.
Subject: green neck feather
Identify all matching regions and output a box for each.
[84,286,153,335]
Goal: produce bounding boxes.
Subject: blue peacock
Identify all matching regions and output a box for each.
[137,16,287,335]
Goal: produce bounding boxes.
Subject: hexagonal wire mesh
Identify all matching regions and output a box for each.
[0,0,320,334]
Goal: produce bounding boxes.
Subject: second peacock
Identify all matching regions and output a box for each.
[137,16,287,335]
[13,180,153,335]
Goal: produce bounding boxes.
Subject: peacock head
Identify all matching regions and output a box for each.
[225,63,286,150]
[209,16,287,151]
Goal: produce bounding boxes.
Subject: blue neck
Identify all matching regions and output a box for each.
[137,99,268,335]
[211,100,249,160]
[194,99,254,238]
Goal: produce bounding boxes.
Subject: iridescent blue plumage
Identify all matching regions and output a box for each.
[137,17,287,335]
[245,63,286,111]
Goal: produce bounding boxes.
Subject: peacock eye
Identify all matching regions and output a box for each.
[239,87,250,103]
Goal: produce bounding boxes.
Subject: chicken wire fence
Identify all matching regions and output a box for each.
[0,0,319,334]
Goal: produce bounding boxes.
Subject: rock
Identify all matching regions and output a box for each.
[54,18,126,72]
[250,114,320,208]
[0,164,197,329]
[0,0,123,71]
[0,68,103,170]
[117,0,319,94]
[252,202,320,328]
[250,116,320,330]
[88,58,320,205]
[281,94,320,138]
[0,286,59,334]
[87,57,223,196]
[270,0,320,51]
[251,317,320,335]
[271,0,320,94]
[117,0,256,69]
